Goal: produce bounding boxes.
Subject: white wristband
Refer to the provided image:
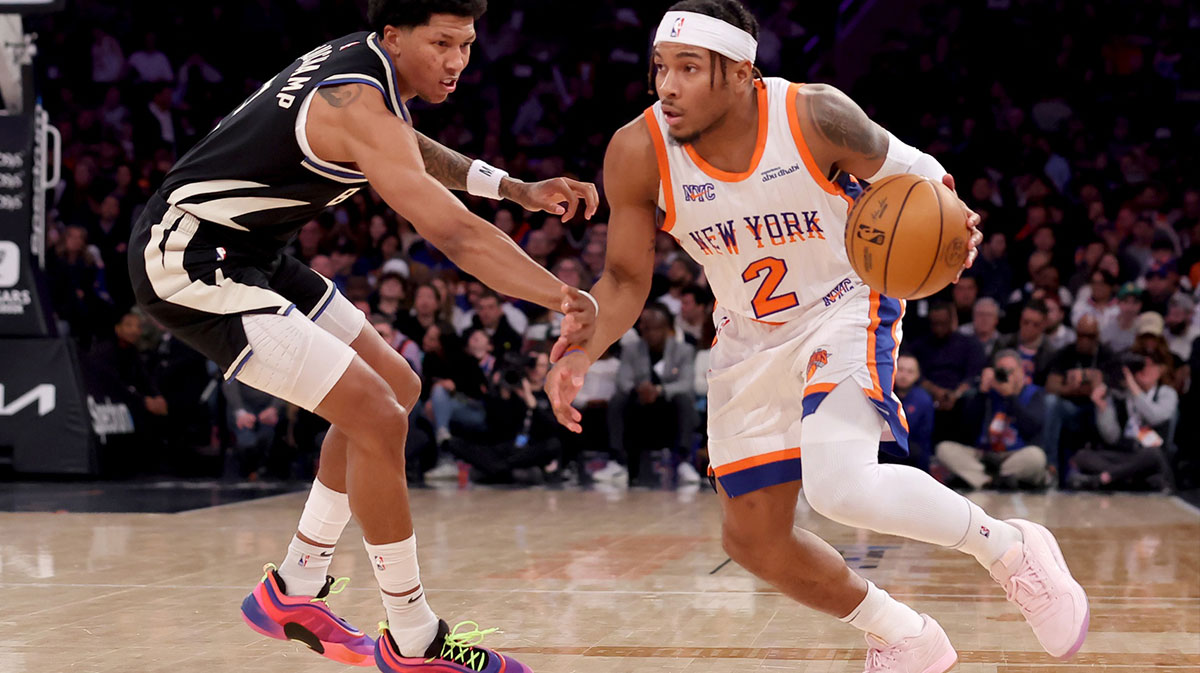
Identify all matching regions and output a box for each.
[578,290,599,316]
[467,159,508,200]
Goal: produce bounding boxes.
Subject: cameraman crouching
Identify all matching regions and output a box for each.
[444,351,564,484]
[936,350,1051,490]
[1070,352,1176,490]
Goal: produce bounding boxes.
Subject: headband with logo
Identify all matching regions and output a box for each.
[653,11,758,65]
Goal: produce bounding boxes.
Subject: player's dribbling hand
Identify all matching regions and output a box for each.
[943,174,983,283]
[510,177,600,221]
[546,349,589,433]
[556,284,596,353]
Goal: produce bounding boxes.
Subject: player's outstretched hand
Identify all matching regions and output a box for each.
[943,173,983,283]
[557,284,596,351]
[510,177,599,221]
[545,348,589,433]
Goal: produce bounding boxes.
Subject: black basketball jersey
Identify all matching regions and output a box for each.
[159,32,411,241]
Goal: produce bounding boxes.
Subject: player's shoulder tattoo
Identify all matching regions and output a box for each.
[317,84,363,108]
[803,84,885,161]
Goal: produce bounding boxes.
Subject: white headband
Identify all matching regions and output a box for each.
[653,11,758,65]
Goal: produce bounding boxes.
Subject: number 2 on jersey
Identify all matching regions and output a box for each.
[742,257,799,319]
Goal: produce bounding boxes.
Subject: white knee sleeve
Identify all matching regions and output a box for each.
[801,381,969,547]
[313,289,366,345]
[236,311,356,411]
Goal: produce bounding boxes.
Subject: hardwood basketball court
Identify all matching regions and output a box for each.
[2,487,1196,672]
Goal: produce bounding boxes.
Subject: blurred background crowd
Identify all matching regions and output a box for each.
[26,0,1200,493]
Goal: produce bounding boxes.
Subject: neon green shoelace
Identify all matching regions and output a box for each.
[379,620,499,670]
[436,621,499,671]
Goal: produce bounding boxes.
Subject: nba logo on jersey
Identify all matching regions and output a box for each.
[216,246,227,261]
[683,183,716,202]
[670,16,685,37]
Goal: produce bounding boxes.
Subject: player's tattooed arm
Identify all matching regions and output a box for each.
[414,131,472,191]
[802,83,887,171]
[317,84,363,108]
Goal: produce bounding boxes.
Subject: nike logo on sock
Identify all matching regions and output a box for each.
[319,551,333,557]
[407,593,423,604]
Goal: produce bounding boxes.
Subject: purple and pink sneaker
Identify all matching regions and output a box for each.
[375,619,533,673]
[241,563,376,666]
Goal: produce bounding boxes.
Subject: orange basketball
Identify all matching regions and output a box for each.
[844,174,969,300]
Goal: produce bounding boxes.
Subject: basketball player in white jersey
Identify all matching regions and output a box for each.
[547,2,1089,671]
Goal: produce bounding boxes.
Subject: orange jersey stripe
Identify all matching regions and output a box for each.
[642,107,678,233]
[712,447,802,476]
[785,82,855,211]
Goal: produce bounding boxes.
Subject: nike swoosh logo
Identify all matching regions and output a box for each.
[407,593,423,604]
[319,551,333,557]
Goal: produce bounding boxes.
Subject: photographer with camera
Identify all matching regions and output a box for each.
[1070,352,1176,491]
[935,350,1051,490]
[444,351,566,484]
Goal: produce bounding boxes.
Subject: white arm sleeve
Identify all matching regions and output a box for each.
[865,131,948,183]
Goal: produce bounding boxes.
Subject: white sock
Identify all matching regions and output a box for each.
[278,478,352,596]
[365,535,439,657]
[840,580,926,645]
[951,498,1023,567]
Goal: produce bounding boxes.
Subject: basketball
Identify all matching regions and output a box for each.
[844,174,969,300]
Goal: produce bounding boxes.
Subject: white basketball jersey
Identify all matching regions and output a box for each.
[646,77,863,323]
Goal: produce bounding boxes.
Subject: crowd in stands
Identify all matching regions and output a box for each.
[30,1,1199,492]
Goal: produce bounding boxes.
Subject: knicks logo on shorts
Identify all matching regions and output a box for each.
[807,348,830,380]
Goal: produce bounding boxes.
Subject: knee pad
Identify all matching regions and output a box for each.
[237,311,356,411]
[800,381,885,521]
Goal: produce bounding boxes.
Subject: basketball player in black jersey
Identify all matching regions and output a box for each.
[129,2,594,671]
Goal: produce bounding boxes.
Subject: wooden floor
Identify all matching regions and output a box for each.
[1,486,1197,672]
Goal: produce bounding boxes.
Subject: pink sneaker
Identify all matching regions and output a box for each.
[990,519,1089,659]
[862,614,957,673]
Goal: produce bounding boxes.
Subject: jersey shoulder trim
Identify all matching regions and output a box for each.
[294,90,369,184]
[366,33,411,123]
[683,79,768,183]
[785,82,853,210]
[642,107,677,233]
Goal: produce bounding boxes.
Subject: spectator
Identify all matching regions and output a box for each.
[1163,294,1198,361]
[48,224,111,345]
[469,290,523,357]
[87,310,168,426]
[613,303,699,486]
[936,349,1051,490]
[995,300,1055,384]
[959,296,1001,360]
[885,354,935,473]
[1072,352,1176,491]
[676,285,713,347]
[90,28,125,84]
[424,326,492,447]
[127,32,174,83]
[371,314,422,376]
[1100,284,1145,352]
[972,231,1013,302]
[1141,260,1179,317]
[1071,269,1119,329]
[223,379,284,480]
[657,258,699,316]
[910,302,985,446]
[397,283,447,343]
[1043,295,1076,353]
[446,352,565,485]
[369,271,408,326]
[1044,314,1115,478]
[952,275,979,327]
